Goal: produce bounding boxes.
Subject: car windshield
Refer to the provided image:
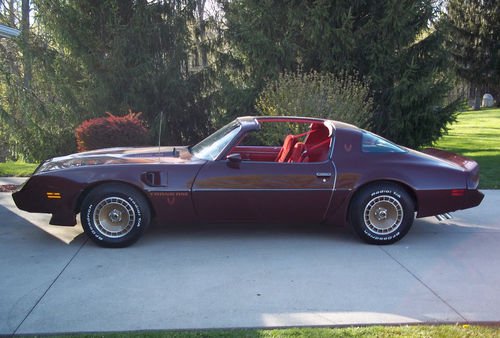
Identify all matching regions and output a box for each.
[191,120,242,160]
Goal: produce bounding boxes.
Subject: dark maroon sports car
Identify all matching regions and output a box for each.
[13,116,483,247]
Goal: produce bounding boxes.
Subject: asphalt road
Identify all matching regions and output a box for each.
[0,181,499,335]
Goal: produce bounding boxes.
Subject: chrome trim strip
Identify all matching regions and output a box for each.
[322,135,338,221]
[144,188,190,193]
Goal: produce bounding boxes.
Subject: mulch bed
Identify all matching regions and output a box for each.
[0,184,18,192]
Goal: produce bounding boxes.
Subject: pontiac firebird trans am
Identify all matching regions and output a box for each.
[13,116,484,247]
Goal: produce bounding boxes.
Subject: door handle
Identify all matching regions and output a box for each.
[316,172,332,178]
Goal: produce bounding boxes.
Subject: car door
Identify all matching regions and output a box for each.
[191,159,335,223]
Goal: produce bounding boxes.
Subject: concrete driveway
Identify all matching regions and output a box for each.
[0,185,499,335]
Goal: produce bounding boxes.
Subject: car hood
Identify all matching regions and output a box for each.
[36,146,200,173]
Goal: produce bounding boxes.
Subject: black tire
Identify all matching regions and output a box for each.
[350,182,415,244]
[80,183,151,248]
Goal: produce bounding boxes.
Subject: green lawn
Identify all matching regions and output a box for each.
[50,325,500,338]
[433,108,500,189]
[0,161,38,177]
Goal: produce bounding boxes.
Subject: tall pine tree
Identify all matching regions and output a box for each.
[1,0,79,160]
[1,0,219,160]
[35,0,215,146]
[223,0,460,148]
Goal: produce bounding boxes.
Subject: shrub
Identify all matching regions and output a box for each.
[256,70,373,127]
[75,112,149,152]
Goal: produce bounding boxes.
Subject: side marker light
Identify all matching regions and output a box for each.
[46,192,62,199]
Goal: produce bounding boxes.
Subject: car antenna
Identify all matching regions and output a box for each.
[158,110,163,161]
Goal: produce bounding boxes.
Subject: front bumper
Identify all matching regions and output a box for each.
[12,176,78,226]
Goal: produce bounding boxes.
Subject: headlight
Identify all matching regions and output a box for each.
[35,156,114,173]
[36,159,84,173]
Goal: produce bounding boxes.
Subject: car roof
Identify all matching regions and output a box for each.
[237,116,360,132]
[238,115,326,124]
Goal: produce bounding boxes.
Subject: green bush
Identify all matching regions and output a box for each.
[256,70,373,127]
[75,112,150,152]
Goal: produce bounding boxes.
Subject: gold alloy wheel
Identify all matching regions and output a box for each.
[363,195,403,235]
[93,197,136,238]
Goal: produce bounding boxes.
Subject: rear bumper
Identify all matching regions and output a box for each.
[416,189,484,218]
[465,189,485,208]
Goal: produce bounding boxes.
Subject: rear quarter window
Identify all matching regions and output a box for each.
[362,131,406,153]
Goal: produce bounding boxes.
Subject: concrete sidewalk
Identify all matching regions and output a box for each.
[0,177,26,185]
[0,190,499,335]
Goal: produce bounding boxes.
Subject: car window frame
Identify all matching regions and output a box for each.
[220,122,336,165]
[191,120,243,161]
[361,130,407,154]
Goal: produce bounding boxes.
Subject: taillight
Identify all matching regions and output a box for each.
[451,189,465,197]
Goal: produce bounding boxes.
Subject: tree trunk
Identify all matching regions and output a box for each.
[473,87,481,110]
[21,0,31,90]
[196,0,208,68]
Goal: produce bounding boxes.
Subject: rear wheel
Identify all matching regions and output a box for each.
[81,184,151,248]
[350,183,415,244]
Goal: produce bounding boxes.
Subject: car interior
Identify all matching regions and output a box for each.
[228,122,332,163]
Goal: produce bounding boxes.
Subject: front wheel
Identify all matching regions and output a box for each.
[81,184,151,248]
[350,183,415,244]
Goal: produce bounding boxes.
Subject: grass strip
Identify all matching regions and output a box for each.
[36,324,500,338]
[433,108,500,189]
[0,161,38,177]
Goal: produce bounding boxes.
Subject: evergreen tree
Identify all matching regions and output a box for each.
[1,0,79,160]
[444,0,500,107]
[35,0,216,146]
[223,0,460,148]
[1,0,219,160]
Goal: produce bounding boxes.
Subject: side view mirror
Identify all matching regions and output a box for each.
[226,153,242,169]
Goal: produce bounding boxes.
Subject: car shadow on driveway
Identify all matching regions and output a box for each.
[137,213,497,248]
[141,221,357,246]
